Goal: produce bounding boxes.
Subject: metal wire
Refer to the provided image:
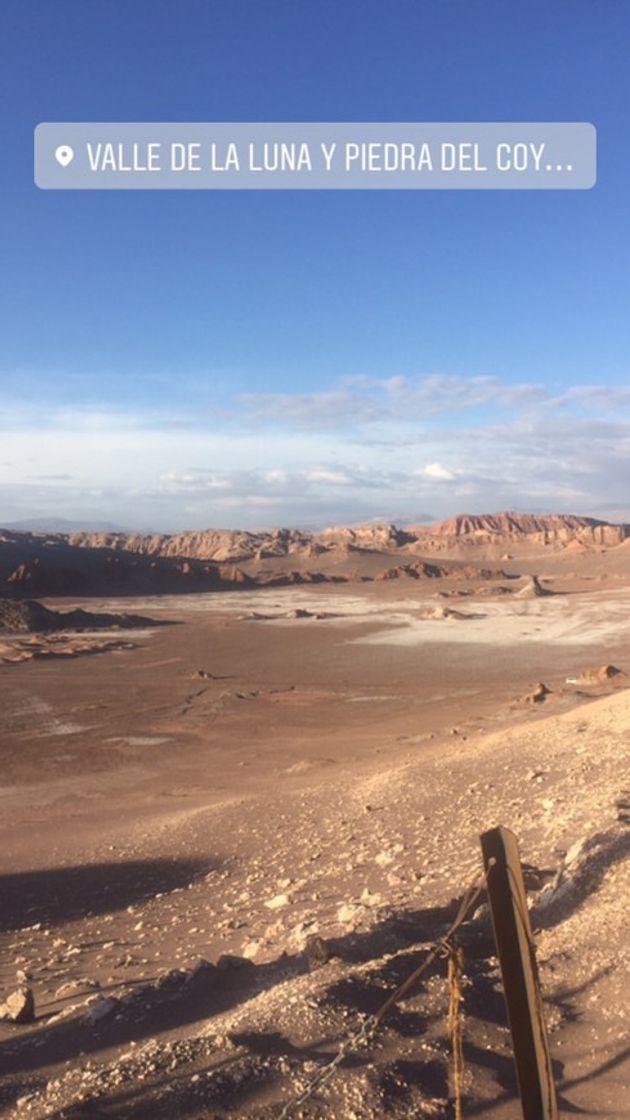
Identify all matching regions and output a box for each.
[276,875,485,1118]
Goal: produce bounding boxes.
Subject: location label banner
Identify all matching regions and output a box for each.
[35,122,596,190]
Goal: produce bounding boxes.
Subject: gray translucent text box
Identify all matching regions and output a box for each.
[35,122,596,190]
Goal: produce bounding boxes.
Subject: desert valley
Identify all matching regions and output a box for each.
[0,511,629,1118]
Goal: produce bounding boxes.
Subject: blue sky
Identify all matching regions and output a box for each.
[1,0,630,530]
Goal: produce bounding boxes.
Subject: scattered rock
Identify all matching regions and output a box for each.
[566,664,624,685]
[55,978,100,998]
[241,940,262,960]
[216,954,255,973]
[185,959,216,988]
[154,968,188,991]
[84,996,119,1024]
[337,902,363,926]
[0,985,35,1023]
[374,849,395,869]
[304,935,334,971]
[521,682,552,704]
[360,887,383,907]
[515,574,553,599]
[264,892,291,910]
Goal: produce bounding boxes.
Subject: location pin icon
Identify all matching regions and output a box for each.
[55,144,74,167]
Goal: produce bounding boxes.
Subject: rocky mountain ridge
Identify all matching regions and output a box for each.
[409,511,630,552]
[60,511,630,561]
[65,522,415,563]
[1,511,628,597]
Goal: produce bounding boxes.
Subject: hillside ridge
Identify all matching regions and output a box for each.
[41,510,630,560]
[1,511,628,596]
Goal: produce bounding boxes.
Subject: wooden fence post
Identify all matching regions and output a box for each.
[480,826,558,1119]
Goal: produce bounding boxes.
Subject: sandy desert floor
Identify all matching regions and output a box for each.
[1,576,629,1117]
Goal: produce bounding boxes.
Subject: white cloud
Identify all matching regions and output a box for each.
[416,462,457,481]
[237,389,381,428]
[303,468,353,485]
[236,374,548,430]
[160,470,231,491]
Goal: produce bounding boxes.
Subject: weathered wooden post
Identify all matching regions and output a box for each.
[480,826,558,1120]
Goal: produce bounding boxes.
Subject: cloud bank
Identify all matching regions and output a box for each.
[1,372,630,529]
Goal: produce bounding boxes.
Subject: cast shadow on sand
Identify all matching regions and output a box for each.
[0,857,213,932]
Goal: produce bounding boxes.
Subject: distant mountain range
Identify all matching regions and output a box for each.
[60,511,630,562]
[2,517,135,534]
[1,511,629,599]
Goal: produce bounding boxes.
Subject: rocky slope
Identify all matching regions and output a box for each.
[0,528,497,599]
[1,687,628,1118]
[0,531,254,598]
[0,532,353,599]
[0,598,155,634]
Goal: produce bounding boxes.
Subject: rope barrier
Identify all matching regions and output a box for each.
[448,943,465,1120]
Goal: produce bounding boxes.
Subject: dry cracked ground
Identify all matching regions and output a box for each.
[1,579,629,1118]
